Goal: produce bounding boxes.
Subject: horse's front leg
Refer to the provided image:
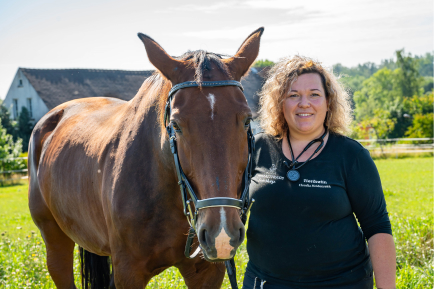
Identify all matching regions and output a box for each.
[177,256,226,289]
[110,251,154,289]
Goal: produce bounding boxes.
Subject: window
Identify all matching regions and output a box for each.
[18,79,23,87]
[27,98,33,118]
[13,99,18,119]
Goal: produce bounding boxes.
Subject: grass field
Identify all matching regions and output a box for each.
[0,157,432,288]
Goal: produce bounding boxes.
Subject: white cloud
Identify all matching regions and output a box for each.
[161,2,236,13]
[181,25,265,39]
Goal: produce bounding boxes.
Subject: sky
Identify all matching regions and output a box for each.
[0,0,432,99]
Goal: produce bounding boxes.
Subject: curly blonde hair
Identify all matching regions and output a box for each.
[258,55,352,138]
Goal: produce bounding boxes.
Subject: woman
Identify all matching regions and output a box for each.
[243,56,396,289]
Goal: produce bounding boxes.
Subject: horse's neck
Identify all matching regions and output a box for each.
[127,77,174,170]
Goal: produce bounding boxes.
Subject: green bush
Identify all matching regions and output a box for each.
[253,59,275,68]
[0,121,26,174]
[405,113,434,138]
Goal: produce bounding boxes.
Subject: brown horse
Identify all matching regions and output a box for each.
[28,27,264,288]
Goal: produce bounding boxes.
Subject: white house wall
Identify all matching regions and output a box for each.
[3,69,49,122]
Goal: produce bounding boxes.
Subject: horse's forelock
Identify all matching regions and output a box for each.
[176,50,232,84]
[152,50,233,129]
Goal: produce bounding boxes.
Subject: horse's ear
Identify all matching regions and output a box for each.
[223,27,264,80]
[137,33,183,82]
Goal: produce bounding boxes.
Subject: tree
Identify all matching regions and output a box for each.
[333,62,378,79]
[353,67,402,123]
[351,109,396,154]
[415,52,433,77]
[405,113,434,138]
[403,92,434,115]
[403,92,434,138]
[339,75,366,101]
[352,51,429,138]
[395,49,422,98]
[333,61,394,101]
[352,109,396,140]
[0,119,26,173]
[253,59,275,68]
[17,107,34,152]
[0,105,17,139]
[379,58,397,71]
[339,50,431,138]
[332,51,432,80]
[421,77,433,94]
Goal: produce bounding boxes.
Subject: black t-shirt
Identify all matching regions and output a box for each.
[246,132,392,287]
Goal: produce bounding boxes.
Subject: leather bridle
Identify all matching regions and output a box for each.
[164,80,255,262]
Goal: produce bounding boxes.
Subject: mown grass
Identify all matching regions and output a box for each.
[0,157,432,288]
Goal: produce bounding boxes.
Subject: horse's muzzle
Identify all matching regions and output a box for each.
[197,213,245,261]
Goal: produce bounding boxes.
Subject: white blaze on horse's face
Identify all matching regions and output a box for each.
[206,93,216,120]
[214,207,234,259]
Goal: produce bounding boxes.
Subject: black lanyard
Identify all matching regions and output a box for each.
[283,127,328,181]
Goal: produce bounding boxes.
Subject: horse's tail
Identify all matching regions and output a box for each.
[80,247,112,289]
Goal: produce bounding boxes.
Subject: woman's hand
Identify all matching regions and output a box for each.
[368,233,396,289]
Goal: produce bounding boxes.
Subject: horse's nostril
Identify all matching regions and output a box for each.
[200,228,208,248]
[239,228,245,243]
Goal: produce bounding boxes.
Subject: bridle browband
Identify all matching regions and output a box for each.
[164,80,244,127]
[164,80,255,261]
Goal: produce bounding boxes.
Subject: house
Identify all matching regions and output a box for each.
[3,67,266,133]
[3,68,154,122]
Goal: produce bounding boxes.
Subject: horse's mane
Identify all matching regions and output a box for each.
[142,50,232,129]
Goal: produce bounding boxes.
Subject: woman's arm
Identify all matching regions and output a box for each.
[344,149,395,287]
[368,233,396,289]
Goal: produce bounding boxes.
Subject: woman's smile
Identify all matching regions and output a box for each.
[296,113,314,118]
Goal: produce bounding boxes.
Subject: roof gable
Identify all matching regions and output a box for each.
[20,68,153,110]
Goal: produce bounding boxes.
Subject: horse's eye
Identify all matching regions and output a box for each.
[244,118,252,128]
[171,122,182,132]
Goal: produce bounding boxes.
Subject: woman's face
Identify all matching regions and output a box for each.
[283,73,328,138]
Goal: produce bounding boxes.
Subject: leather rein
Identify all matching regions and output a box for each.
[164,80,255,288]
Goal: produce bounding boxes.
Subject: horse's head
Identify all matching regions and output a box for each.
[138,28,263,261]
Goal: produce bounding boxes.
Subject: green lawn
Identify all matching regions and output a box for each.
[376,157,433,216]
[0,157,433,288]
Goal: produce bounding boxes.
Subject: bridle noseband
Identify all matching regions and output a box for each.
[164,80,255,259]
